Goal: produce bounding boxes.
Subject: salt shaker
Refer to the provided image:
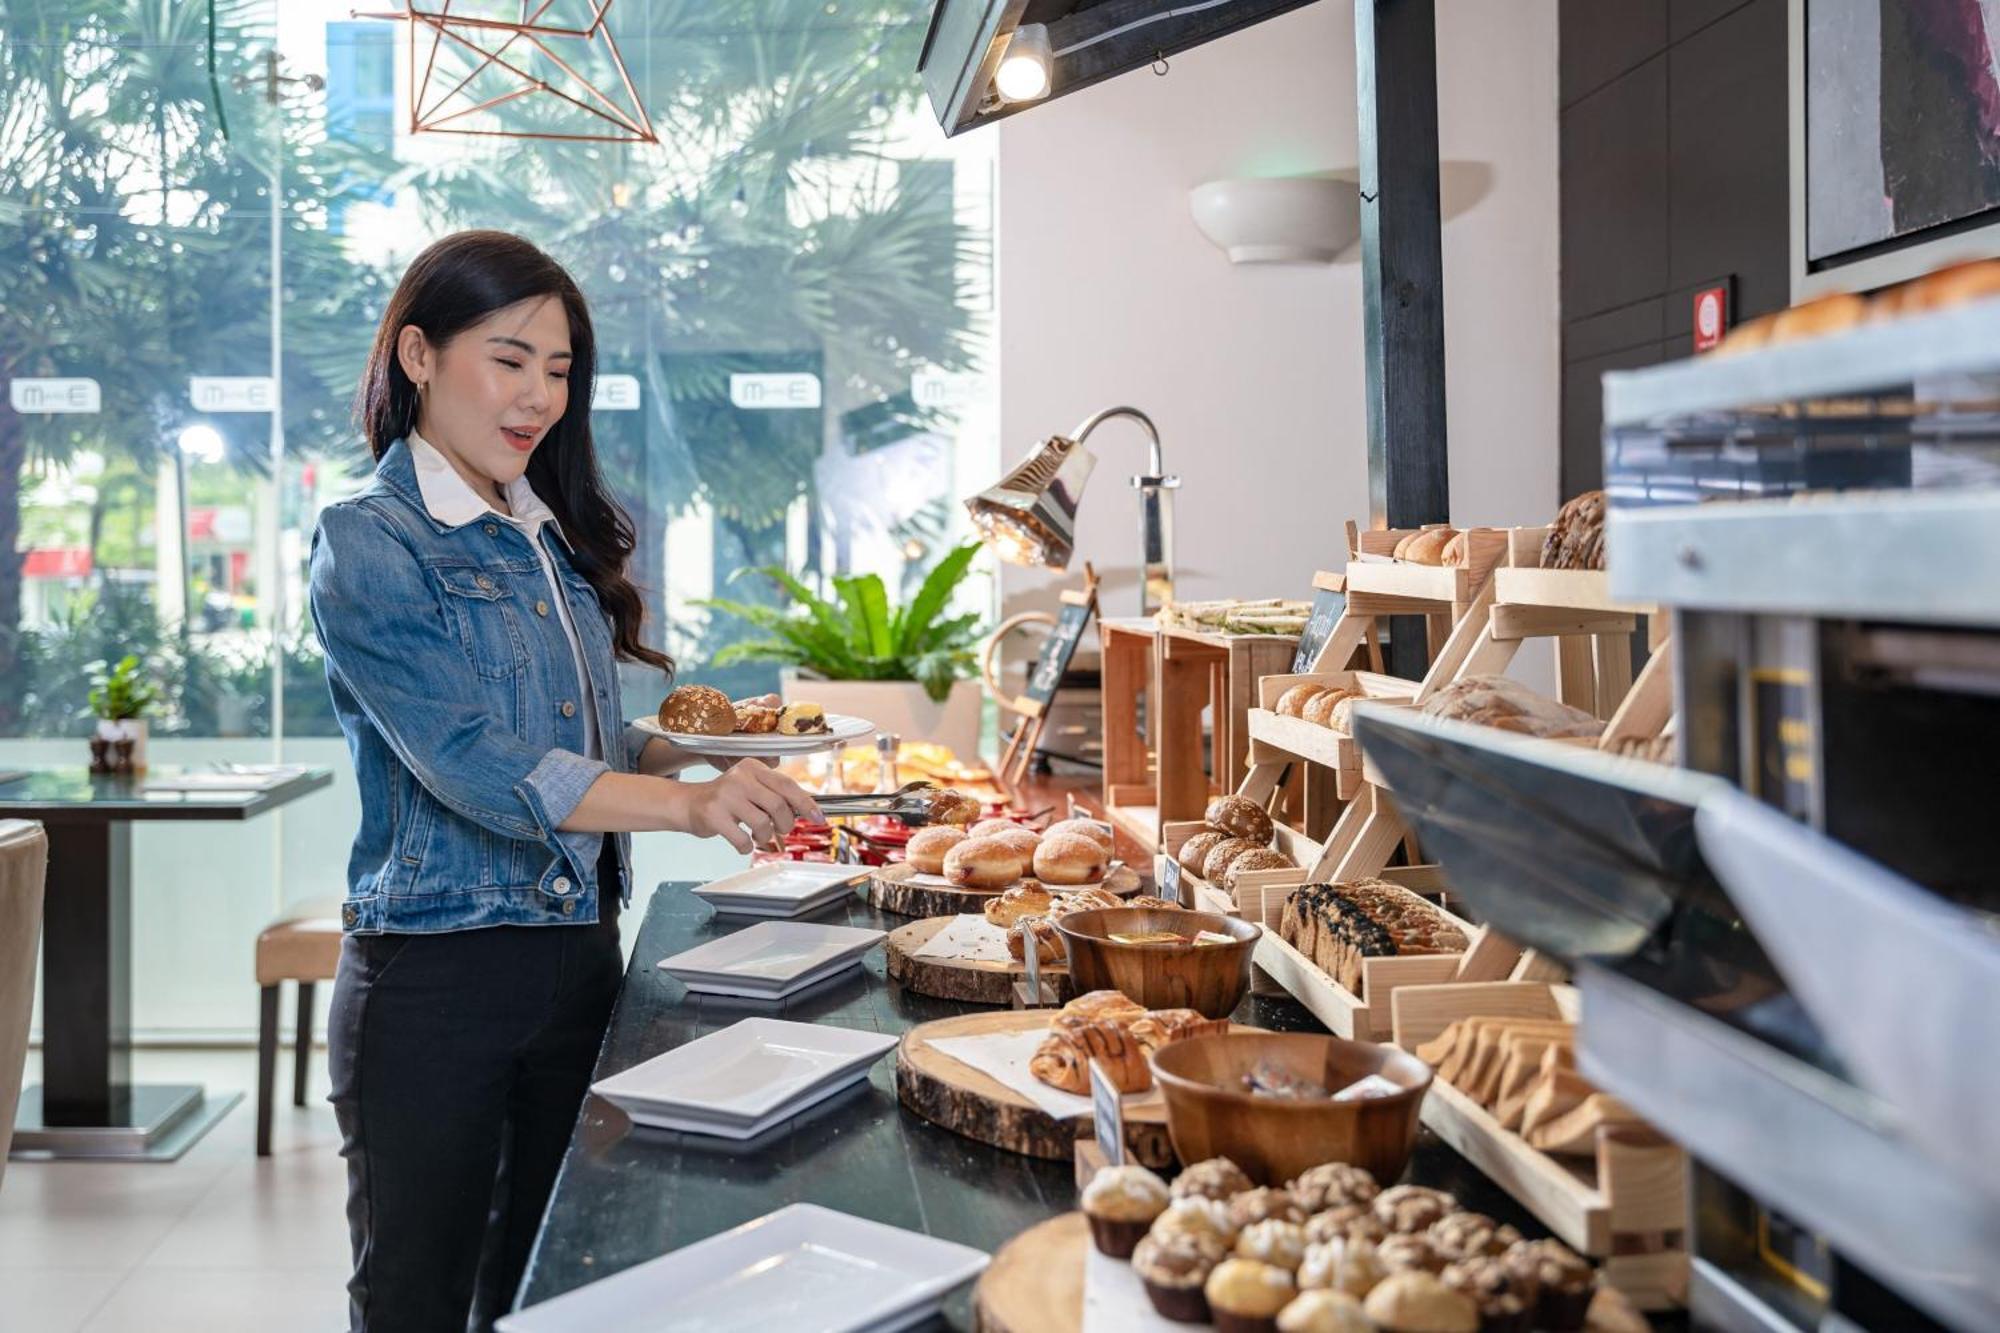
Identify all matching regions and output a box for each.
[875,732,900,794]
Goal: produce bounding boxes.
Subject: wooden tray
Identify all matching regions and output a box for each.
[883,915,1073,1006]
[1390,981,1688,1310]
[865,861,1143,919]
[972,1212,1086,1333]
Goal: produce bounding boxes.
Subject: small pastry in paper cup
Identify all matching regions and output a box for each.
[1502,1238,1595,1332]
[1081,1163,1169,1258]
[1172,1156,1253,1202]
[1276,1289,1371,1333]
[1133,1229,1224,1323]
[1205,1257,1297,1333]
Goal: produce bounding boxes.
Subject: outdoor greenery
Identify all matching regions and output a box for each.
[700,539,984,701]
[0,0,990,738]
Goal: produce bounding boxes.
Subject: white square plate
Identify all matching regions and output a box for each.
[660,922,883,983]
[590,1018,896,1123]
[618,1068,875,1139]
[496,1203,989,1333]
[692,862,866,915]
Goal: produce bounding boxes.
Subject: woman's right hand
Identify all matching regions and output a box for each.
[685,760,823,853]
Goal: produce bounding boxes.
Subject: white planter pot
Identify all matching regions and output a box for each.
[779,672,986,761]
[95,717,150,772]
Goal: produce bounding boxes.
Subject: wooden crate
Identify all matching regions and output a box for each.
[1246,669,1418,801]
[1153,625,1300,828]
[1234,880,1489,1042]
[1098,618,1161,851]
[1390,981,1689,1311]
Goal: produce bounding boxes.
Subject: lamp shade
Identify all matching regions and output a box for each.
[1189,176,1359,264]
[964,435,1096,569]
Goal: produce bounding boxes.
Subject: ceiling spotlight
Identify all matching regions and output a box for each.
[994,23,1053,103]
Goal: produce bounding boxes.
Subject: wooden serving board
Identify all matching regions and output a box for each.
[972,1212,1086,1333]
[884,916,1075,1006]
[896,1010,1250,1168]
[865,861,1143,919]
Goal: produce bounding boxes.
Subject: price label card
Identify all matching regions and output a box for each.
[1160,857,1183,905]
[1021,935,1044,1007]
[1090,1058,1126,1167]
[1292,580,1345,674]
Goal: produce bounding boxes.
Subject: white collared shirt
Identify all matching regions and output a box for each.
[409,431,602,761]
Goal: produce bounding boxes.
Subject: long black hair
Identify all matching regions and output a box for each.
[356,230,672,676]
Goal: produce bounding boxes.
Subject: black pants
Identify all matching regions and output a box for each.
[328,893,621,1333]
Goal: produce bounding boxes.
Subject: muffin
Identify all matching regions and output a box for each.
[1174,1157,1254,1202]
[1427,1212,1522,1264]
[1152,1195,1239,1250]
[1362,1270,1479,1333]
[1373,1184,1458,1234]
[1276,1289,1371,1333]
[1205,1258,1298,1333]
[1377,1234,1445,1275]
[1229,1187,1307,1231]
[1290,1162,1380,1214]
[1133,1229,1225,1323]
[1305,1204,1388,1246]
[1234,1219,1308,1272]
[1502,1239,1596,1332]
[1440,1256,1535,1333]
[1298,1235,1388,1299]
[1081,1164,1170,1258]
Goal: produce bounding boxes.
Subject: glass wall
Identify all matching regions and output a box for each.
[1,2,996,1037]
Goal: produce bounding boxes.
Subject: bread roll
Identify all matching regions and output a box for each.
[1224,847,1295,890]
[1715,312,1777,356]
[1276,683,1331,718]
[1329,696,1362,734]
[1034,831,1110,885]
[906,824,967,875]
[942,836,1024,889]
[1403,527,1457,566]
[1901,256,2000,313]
[1177,830,1229,875]
[1043,817,1115,856]
[1201,837,1261,884]
[658,684,735,735]
[1770,291,1866,342]
[1302,688,1351,727]
[1204,794,1274,845]
[970,820,1040,859]
[1440,532,1469,568]
[983,882,1054,928]
[1062,989,1147,1023]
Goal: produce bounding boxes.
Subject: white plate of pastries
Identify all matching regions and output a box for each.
[640,684,873,755]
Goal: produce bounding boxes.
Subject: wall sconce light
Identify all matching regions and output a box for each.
[993,23,1053,102]
[1189,176,1360,264]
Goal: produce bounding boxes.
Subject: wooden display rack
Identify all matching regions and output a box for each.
[1390,980,1690,1310]
[1098,616,1162,852]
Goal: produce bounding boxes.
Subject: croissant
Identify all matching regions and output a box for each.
[1130,1008,1229,1053]
[1061,989,1146,1024]
[984,883,1054,928]
[1029,1034,1089,1094]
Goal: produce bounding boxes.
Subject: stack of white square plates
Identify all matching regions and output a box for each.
[655,921,884,999]
[589,1017,896,1140]
[496,1202,989,1332]
[691,862,866,918]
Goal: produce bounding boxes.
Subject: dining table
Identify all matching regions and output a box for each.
[0,763,332,1161]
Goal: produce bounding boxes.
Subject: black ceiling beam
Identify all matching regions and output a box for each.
[1356,0,1449,679]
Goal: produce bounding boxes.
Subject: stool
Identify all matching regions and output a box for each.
[255,902,344,1157]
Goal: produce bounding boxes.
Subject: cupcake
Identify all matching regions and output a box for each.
[1133,1229,1225,1324]
[1427,1212,1522,1264]
[1305,1204,1388,1247]
[1373,1184,1458,1235]
[1290,1162,1380,1213]
[1173,1157,1254,1201]
[1502,1239,1596,1332]
[1276,1288,1371,1333]
[1151,1195,1239,1250]
[1229,1186,1307,1231]
[1234,1219,1308,1272]
[1377,1234,1445,1275]
[1081,1164,1170,1258]
[1205,1258,1298,1333]
[1440,1256,1535,1333]
[1361,1270,1479,1333]
[1298,1235,1388,1299]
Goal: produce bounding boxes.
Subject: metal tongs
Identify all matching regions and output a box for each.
[815,780,942,824]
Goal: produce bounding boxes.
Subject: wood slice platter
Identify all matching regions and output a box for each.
[972,1212,1085,1333]
[895,1010,1252,1169]
[865,861,1143,919]
[883,916,1076,1006]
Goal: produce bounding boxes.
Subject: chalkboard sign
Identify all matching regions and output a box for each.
[1291,576,1346,674]
[1025,596,1094,707]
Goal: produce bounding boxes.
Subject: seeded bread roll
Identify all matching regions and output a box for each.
[1225,847,1296,890]
[658,684,736,735]
[1178,830,1230,875]
[1202,837,1263,884]
[1303,689,1351,728]
[1539,490,1606,573]
[1206,794,1275,845]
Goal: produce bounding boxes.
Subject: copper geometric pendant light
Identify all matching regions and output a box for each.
[356,1,656,144]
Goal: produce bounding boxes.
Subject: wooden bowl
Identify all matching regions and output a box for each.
[1050,908,1261,1019]
[1148,1032,1432,1185]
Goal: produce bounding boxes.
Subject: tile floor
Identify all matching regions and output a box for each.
[3,1047,353,1332]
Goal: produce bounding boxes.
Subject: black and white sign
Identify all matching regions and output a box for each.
[1291,578,1345,674]
[188,376,276,413]
[1025,598,1093,707]
[730,372,821,410]
[1090,1058,1126,1167]
[9,377,100,414]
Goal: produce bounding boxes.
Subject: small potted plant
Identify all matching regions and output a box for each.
[88,654,159,774]
[698,542,989,757]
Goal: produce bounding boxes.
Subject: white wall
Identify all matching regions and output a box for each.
[994,0,1560,624]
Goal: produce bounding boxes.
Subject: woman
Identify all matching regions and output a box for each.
[309,230,820,1332]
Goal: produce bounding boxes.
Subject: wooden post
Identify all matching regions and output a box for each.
[1356,0,1448,681]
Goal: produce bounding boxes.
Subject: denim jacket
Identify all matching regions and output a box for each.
[309,438,644,934]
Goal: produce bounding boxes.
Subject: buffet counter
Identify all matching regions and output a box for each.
[512,880,1649,1327]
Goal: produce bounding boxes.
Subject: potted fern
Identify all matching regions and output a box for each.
[698,542,990,757]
